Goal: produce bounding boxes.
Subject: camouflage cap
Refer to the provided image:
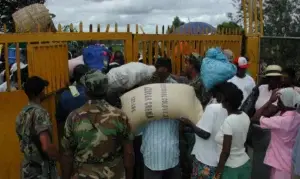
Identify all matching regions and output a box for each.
[80,69,108,97]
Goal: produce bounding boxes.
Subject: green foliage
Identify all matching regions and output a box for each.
[264,0,300,36]
[168,16,185,34]
[260,37,300,74]
[217,21,243,32]
[0,0,46,32]
[260,0,300,71]
[228,0,249,25]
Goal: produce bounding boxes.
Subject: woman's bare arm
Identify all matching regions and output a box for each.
[215,135,232,178]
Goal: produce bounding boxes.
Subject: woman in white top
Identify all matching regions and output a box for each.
[180,82,231,179]
[214,82,251,179]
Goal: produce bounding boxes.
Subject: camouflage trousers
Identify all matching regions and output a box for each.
[71,162,126,179]
[21,160,58,179]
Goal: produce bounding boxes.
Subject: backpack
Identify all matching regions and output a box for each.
[83,45,110,70]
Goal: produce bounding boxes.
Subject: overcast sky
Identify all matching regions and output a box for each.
[46,0,235,33]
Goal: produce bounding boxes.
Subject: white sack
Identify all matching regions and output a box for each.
[121,83,203,133]
[68,55,84,77]
[107,62,156,92]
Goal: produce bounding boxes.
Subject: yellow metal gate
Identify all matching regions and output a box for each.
[0,42,69,178]
[245,36,260,81]
[27,43,69,94]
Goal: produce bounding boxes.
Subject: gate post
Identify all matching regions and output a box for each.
[246,35,260,81]
[124,33,134,63]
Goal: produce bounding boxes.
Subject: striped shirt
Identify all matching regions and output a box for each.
[141,75,179,171]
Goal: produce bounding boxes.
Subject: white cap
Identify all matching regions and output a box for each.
[234,57,249,68]
[10,62,28,73]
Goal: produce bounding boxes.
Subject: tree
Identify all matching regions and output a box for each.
[258,0,300,72]
[168,16,185,33]
[0,0,46,32]
[217,21,243,32]
[264,0,300,36]
[229,0,246,25]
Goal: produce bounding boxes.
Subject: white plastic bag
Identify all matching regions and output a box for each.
[107,62,156,92]
[121,83,203,133]
[68,55,84,77]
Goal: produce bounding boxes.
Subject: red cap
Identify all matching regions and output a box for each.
[234,57,249,68]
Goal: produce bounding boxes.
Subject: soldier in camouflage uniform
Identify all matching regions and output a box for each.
[184,52,212,107]
[16,76,59,179]
[61,69,134,179]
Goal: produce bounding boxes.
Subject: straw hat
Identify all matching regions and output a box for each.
[264,65,282,77]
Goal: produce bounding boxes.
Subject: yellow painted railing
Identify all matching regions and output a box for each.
[0,23,243,91]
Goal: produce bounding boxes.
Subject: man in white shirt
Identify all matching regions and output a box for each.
[228,56,255,105]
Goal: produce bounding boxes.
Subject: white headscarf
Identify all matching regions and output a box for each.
[279,88,300,109]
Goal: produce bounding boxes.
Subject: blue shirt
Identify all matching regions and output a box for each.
[141,75,179,171]
[293,128,300,176]
[56,85,87,122]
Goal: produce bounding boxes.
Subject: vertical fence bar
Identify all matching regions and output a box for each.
[249,0,253,34]
[154,41,158,60]
[242,0,248,35]
[259,0,264,35]
[4,43,10,92]
[142,41,147,63]
[254,0,258,33]
[149,41,153,65]
[161,41,165,57]
[16,43,21,89]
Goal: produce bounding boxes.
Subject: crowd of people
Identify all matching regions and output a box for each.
[12,48,300,179]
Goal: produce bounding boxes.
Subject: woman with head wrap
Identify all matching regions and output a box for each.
[61,69,134,179]
[252,88,300,179]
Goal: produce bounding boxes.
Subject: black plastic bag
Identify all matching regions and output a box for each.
[240,86,260,117]
[240,86,260,148]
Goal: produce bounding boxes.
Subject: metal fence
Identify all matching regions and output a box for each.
[259,36,300,74]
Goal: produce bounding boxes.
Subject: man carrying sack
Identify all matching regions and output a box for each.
[141,57,181,179]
